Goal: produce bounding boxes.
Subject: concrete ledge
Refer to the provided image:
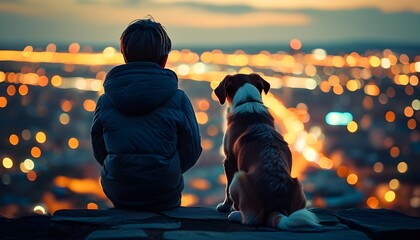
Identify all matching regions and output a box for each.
[1,207,420,239]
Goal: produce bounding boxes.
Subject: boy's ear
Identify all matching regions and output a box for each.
[120,42,128,63]
[215,75,232,105]
[121,51,128,63]
[159,55,168,67]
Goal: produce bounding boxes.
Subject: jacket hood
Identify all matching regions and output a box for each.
[104,62,178,114]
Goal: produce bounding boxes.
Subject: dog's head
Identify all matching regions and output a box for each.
[214,73,270,105]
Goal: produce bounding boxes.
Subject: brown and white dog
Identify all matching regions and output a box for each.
[215,73,320,229]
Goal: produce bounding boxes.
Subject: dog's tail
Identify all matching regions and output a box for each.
[267,208,321,230]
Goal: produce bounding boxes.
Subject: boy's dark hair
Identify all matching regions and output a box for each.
[120,16,172,63]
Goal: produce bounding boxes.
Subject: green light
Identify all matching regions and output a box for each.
[325,112,353,126]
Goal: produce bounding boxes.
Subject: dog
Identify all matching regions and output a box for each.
[214,73,320,229]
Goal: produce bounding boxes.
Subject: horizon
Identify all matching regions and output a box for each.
[2,39,420,55]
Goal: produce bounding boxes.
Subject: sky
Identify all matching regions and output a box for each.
[0,0,419,49]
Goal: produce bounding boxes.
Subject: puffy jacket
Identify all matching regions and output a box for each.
[91,61,202,211]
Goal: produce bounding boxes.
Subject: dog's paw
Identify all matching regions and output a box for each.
[228,211,242,223]
[216,202,232,212]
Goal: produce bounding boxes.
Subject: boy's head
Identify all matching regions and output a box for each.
[120,17,171,66]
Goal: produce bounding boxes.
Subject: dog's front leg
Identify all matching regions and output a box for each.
[216,158,236,212]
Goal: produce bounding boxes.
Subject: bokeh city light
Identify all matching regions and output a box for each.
[0,40,419,218]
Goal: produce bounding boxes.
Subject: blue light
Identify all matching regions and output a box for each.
[325,112,353,126]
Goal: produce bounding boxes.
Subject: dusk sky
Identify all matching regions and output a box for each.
[0,0,419,48]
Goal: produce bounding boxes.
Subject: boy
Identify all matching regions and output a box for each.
[91,17,202,211]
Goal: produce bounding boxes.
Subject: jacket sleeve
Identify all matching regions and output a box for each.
[178,92,202,173]
[90,96,107,165]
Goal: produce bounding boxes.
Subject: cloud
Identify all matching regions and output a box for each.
[0,0,310,27]
[0,0,419,47]
[163,2,256,14]
[153,9,310,28]
[71,0,312,28]
[77,0,150,7]
[155,0,420,13]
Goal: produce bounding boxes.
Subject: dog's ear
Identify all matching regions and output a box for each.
[250,73,270,94]
[288,178,307,214]
[215,75,232,105]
